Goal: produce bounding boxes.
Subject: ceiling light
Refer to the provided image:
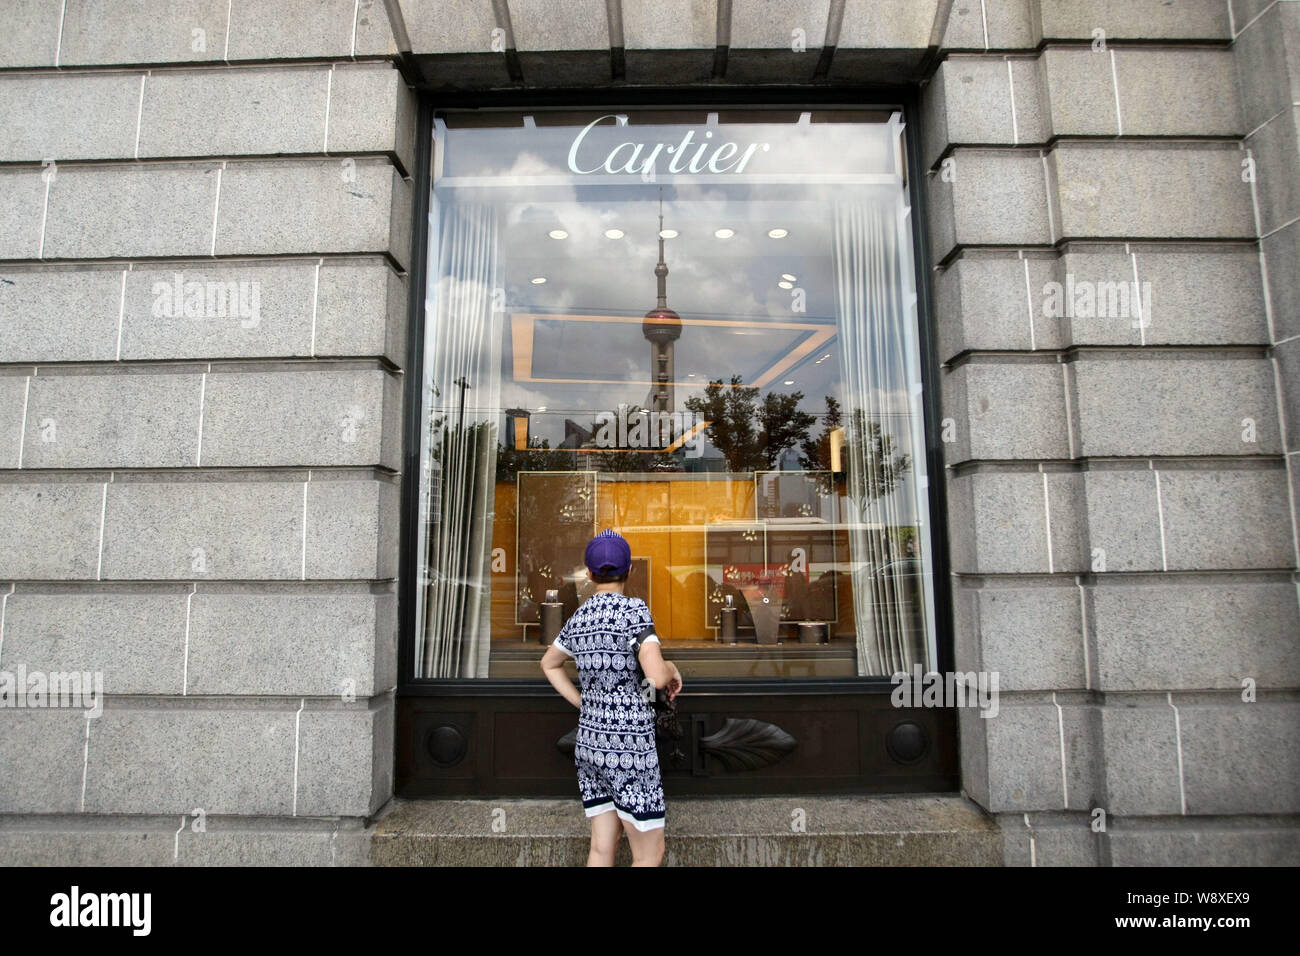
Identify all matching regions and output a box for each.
[778,281,793,290]
[536,406,547,412]
[548,230,568,240]
[605,228,624,239]
[768,228,788,239]
[781,273,797,282]
[783,380,795,386]
[659,229,678,239]
[531,276,547,284]
[714,228,734,239]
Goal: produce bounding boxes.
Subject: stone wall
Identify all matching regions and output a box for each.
[0,0,410,865]
[930,0,1299,865]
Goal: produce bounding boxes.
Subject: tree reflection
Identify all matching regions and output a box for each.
[799,395,910,499]
[799,395,842,471]
[495,436,557,481]
[683,376,817,471]
[475,385,910,494]
[845,410,910,500]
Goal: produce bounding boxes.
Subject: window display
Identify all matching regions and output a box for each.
[414,110,937,680]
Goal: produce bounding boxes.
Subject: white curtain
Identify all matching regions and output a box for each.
[832,197,932,677]
[418,201,502,678]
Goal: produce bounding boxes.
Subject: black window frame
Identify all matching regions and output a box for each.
[396,85,954,699]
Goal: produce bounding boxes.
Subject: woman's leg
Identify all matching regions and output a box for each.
[620,818,665,867]
[588,809,622,866]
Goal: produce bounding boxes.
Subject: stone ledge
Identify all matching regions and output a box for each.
[0,814,371,866]
[368,795,1002,866]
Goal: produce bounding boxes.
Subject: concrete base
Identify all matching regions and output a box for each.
[368,795,1003,866]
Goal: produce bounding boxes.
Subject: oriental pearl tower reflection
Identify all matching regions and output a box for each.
[642,189,682,414]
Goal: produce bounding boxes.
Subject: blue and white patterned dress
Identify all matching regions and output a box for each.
[551,591,666,831]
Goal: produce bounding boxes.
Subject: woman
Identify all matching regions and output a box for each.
[540,529,683,866]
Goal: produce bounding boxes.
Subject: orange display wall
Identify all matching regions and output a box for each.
[488,474,857,643]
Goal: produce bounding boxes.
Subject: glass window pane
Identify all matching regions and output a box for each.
[414,110,938,679]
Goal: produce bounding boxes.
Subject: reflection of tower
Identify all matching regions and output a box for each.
[504,408,530,450]
[642,190,681,414]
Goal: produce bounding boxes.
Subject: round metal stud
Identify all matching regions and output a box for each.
[426,725,468,768]
[886,720,929,765]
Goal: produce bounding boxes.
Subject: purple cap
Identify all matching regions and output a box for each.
[585,529,631,577]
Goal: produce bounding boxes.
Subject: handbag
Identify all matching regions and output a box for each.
[631,630,683,740]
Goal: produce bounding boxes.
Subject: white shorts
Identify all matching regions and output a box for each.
[583,800,666,831]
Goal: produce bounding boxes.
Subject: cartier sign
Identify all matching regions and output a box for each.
[567,114,771,177]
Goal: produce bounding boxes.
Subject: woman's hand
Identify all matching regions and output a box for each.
[665,662,683,701]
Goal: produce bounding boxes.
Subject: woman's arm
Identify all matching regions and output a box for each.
[636,640,682,700]
[540,644,582,709]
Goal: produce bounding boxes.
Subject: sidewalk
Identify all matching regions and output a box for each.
[368,794,1002,866]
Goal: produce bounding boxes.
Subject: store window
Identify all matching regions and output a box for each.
[414,109,938,680]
